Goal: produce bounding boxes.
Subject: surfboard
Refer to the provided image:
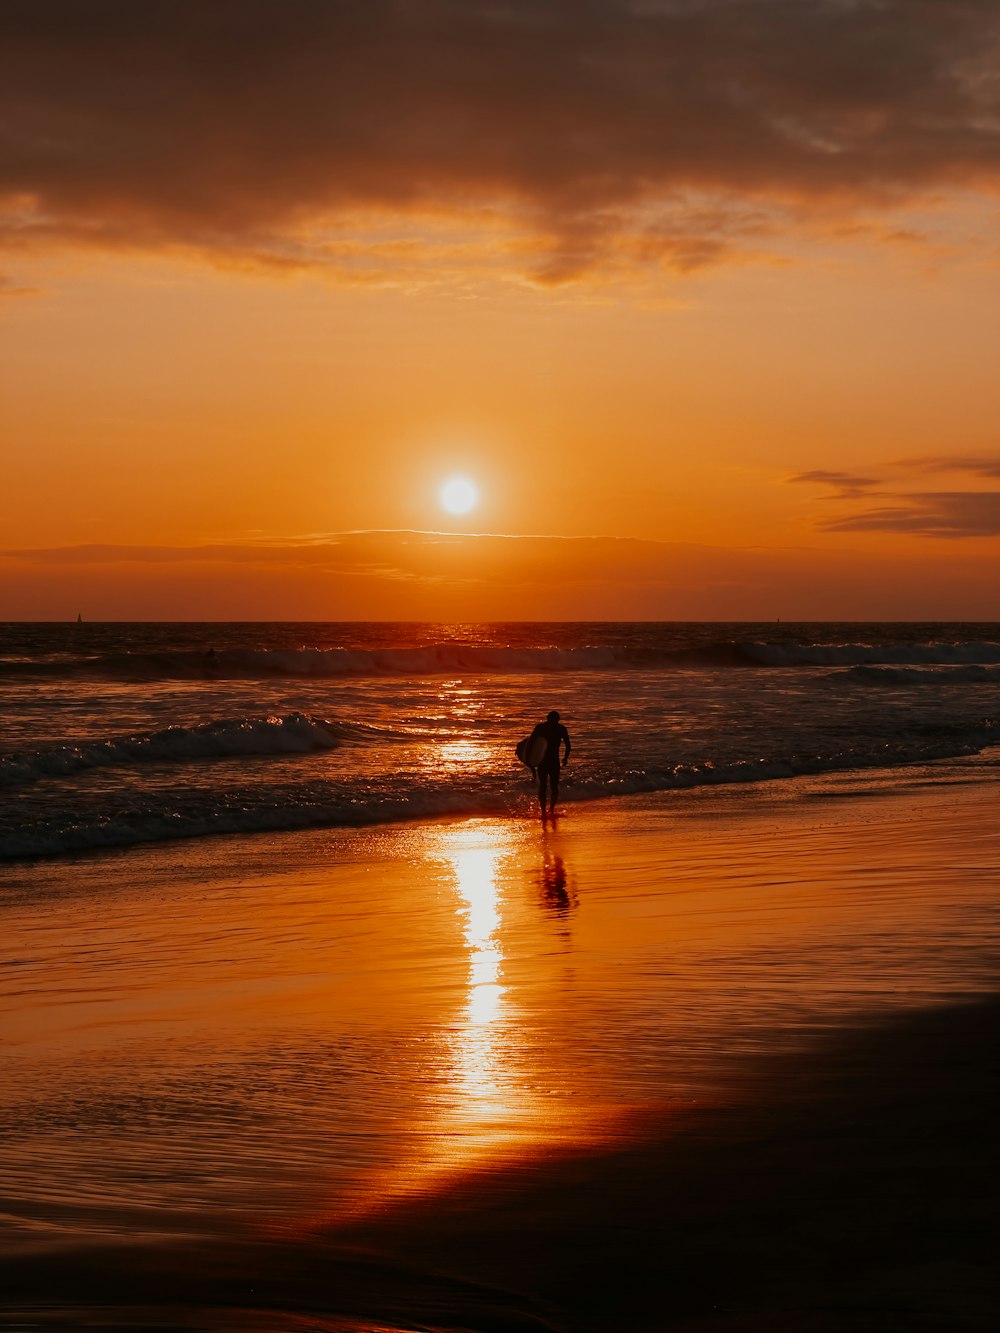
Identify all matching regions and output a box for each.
[515,734,548,768]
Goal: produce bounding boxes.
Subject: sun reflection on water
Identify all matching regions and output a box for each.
[436,737,493,769]
[444,833,509,1108]
[300,819,606,1229]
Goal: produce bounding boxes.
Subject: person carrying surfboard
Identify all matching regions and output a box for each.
[528,710,571,817]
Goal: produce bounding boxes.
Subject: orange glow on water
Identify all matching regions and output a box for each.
[290,818,611,1229]
[435,738,492,770]
[448,837,505,1028]
[6,777,1000,1249]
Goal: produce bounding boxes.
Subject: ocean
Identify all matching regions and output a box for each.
[2,620,999,860]
[5,622,1000,1328]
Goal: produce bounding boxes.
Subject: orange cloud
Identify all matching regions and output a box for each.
[824,493,1000,538]
[789,470,883,500]
[790,459,1000,536]
[898,456,1000,480]
[3,1,1000,281]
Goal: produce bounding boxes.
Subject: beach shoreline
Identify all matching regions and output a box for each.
[3,761,1000,1330]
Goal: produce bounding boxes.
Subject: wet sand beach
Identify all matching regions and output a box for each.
[3,760,1000,1330]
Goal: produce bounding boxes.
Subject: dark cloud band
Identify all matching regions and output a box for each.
[3,0,1000,276]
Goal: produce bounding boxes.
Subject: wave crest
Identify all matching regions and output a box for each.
[741,641,1000,667]
[3,728,997,859]
[842,663,1000,686]
[0,712,358,789]
[4,638,1000,680]
[0,643,629,680]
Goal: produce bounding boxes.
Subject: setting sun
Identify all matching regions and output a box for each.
[440,476,479,516]
[3,5,1000,1328]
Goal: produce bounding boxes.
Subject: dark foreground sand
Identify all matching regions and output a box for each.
[3,769,1000,1331]
[3,996,999,1331]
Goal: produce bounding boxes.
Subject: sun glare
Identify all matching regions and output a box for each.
[440,476,478,515]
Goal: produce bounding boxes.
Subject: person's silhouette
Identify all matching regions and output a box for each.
[529,710,571,817]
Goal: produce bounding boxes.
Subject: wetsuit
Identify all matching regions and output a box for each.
[532,719,570,809]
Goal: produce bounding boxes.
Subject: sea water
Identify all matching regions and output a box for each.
[4,622,1000,1300]
[1,621,999,859]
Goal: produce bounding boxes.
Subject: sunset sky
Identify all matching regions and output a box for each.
[3,0,1000,620]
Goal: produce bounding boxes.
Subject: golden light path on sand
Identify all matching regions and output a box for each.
[304,818,609,1228]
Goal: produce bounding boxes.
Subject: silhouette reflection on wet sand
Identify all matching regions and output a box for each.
[538,829,576,919]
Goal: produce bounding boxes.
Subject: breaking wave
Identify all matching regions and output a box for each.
[0,712,379,789]
[841,663,1000,686]
[5,639,1000,680]
[740,641,1000,667]
[3,728,997,860]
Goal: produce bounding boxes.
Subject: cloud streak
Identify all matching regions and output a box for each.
[3,530,997,618]
[793,459,1000,537]
[0,273,39,297]
[823,492,1000,538]
[3,1,1000,280]
[789,470,883,499]
[897,455,1000,481]
[0,532,748,586]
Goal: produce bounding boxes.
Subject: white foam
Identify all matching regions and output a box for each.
[4,732,997,860]
[0,712,349,788]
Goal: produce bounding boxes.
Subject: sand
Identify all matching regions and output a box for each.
[2,758,1000,1330]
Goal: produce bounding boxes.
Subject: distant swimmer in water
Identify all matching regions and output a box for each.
[529,710,571,818]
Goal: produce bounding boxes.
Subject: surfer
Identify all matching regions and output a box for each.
[530,710,571,817]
